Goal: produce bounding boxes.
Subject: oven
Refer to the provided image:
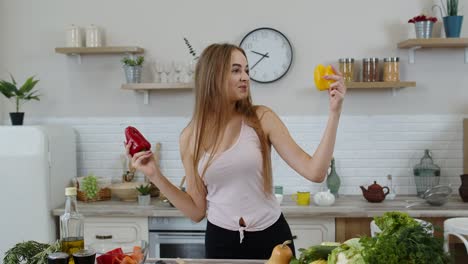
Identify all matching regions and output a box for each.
[149,217,207,259]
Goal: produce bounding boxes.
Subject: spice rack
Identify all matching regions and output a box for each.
[397,38,468,64]
[121,82,193,104]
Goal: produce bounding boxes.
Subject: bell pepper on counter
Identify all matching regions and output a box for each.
[125,126,151,157]
[96,246,143,264]
[314,64,334,91]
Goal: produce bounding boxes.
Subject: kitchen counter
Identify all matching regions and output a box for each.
[52,195,468,218]
[145,258,264,264]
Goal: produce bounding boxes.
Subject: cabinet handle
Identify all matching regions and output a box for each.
[96,234,113,240]
[292,235,297,240]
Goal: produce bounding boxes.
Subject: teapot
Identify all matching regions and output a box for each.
[360,181,390,203]
[314,189,335,206]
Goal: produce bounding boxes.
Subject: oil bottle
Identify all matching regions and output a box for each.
[60,187,84,263]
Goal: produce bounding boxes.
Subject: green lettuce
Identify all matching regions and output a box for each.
[328,238,365,264]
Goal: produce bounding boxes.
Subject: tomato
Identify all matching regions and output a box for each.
[314,64,334,91]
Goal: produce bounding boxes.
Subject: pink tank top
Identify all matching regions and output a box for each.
[198,120,281,242]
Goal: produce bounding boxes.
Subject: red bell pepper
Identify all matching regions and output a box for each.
[125,126,151,157]
[96,248,124,264]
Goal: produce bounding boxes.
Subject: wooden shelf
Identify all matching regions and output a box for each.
[55,46,144,54]
[397,38,468,63]
[397,38,468,49]
[121,82,193,90]
[122,83,193,104]
[346,81,416,89]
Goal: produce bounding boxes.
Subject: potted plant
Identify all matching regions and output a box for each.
[443,0,463,37]
[408,14,438,39]
[136,184,152,206]
[0,75,40,125]
[122,56,144,83]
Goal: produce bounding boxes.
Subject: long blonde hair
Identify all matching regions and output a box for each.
[190,43,273,195]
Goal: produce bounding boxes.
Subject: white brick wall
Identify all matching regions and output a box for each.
[29,115,466,196]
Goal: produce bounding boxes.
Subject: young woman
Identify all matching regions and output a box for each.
[126,43,346,259]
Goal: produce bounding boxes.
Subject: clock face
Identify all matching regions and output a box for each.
[239,27,293,83]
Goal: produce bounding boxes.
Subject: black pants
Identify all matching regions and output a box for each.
[205,213,296,259]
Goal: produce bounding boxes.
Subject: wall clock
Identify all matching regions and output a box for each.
[239,27,293,83]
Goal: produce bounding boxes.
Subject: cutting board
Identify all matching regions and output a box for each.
[464,119,468,174]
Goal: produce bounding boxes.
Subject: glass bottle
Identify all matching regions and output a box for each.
[60,187,84,263]
[413,149,441,197]
[326,158,341,197]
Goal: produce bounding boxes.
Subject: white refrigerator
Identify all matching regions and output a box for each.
[0,125,77,260]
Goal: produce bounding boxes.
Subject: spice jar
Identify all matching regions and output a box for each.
[362,58,379,82]
[339,58,355,82]
[383,57,400,82]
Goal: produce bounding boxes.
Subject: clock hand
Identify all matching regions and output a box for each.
[250,50,270,58]
[250,52,269,70]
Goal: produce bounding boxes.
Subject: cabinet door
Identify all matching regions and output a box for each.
[287,217,335,257]
[84,216,148,246]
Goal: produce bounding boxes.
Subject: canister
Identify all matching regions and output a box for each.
[65,24,82,47]
[85,24,102,47]
[339,58,355,82]
[383,57,400,82]
[362,58,379,82]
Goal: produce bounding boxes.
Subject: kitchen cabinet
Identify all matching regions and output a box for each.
[397,38,468,64]
[287,217,335,256]
[83,216,148,247]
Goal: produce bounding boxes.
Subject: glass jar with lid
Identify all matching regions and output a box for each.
[338,58,355,82]
[383,57,400,82]
[413,149,441,197]
[362,58,379,82]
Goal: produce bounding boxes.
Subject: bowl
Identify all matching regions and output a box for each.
[109,182,142,201]
[91,240,148,264]
[423,185,452,206]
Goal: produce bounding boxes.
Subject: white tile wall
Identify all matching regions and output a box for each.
[28,115,466,196]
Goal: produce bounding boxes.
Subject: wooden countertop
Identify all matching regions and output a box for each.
[52,195,468,218]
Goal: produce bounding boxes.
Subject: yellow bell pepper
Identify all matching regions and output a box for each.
[314,64,334,91]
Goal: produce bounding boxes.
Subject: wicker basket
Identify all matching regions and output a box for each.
[75,180,111,202]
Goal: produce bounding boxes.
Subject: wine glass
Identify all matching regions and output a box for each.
[173,61,184,83]
[163,62,173,83]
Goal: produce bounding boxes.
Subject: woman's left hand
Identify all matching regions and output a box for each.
[324,65,346,114]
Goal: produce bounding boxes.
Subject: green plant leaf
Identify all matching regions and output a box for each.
[9,74,17,85]
[0,80,17,98]
[19,77,39,94]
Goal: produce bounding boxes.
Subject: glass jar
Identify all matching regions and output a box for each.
[413,149,441,197]
[383,57,400,82]
[362,58,379,82]
[339,58,355,82]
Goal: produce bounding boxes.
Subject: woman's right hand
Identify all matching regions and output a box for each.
[125,142,158,179]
